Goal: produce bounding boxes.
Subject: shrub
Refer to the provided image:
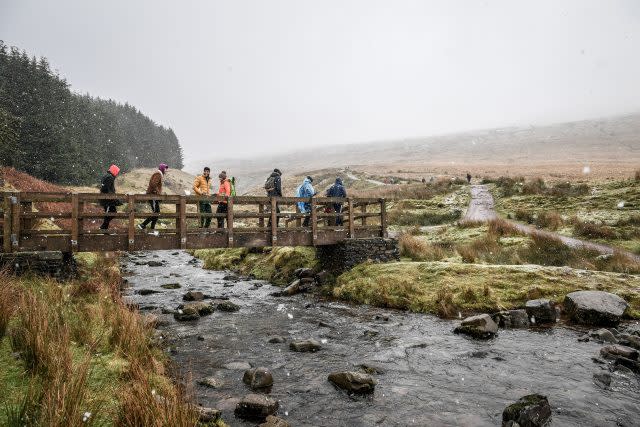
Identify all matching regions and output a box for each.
[488,218,521,236]
[534,211,563,231]
[435,286,457,318]
[399,234,447,261]
[573,220,617,240]
[519,232,577,267]
[514,209,535,224]
[594,251,640,275]
[522,178,546,195]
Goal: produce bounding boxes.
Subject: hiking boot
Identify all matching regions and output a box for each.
[137,224,145,230]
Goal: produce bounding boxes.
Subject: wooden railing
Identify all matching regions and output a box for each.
[0,192,387,253]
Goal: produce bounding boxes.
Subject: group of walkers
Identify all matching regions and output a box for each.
[98,164,348,231]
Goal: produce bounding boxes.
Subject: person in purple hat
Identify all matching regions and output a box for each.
[139,163,168,230]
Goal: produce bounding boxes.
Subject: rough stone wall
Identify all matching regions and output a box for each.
[316,238,399,274]
[0,251,76,279]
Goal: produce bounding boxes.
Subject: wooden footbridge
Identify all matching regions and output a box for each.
[0,192,387,253]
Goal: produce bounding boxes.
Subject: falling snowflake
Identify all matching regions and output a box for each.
[582,166,591,175]
[617,201,625,209]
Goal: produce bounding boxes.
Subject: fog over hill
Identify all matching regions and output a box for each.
[189,113,640,193]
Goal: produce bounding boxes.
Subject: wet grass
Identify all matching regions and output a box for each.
[333,261,640,318]
[0,256,213,426]
[194,246,318,285]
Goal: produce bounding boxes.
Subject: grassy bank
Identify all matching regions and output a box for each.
[194,247,317,285]
[334,261,640,318]
[0,254,223,427]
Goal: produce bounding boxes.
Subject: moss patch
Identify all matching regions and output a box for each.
[333,261,640,318]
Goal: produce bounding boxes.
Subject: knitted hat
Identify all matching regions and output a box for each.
[159,163,168,173]
[108,164,120,176]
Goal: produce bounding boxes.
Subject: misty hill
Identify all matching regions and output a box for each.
[0,41,184,185]
[207,113,640,193]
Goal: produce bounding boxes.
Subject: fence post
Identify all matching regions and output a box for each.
[310,197,317,245]
[128,194,135,251]
[348,198,355,238]
[3,194,12,253]
[361,203,367,226]
[380,198,387,238]
[259,203,265,229]
[179,196,187,249]
[71,193,79,252]
[270,197,277,246]
[227,197,234,247]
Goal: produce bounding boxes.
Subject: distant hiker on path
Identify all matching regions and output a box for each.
[265,168,282,227]
[216,170,232,228]
[296,176,315,227]
[326,177,347,226]
[466,172,472,184]
[99,164,122,230]
[139,163,168,230]
[193,166,212,228]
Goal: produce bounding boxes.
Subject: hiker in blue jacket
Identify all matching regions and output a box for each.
[296,176,315,227]
[326,177,347,226]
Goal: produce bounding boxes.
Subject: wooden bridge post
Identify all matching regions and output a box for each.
[23,201,34,231]
[259,203,265,229]
[3,194,12,253]
[310,197,317,246]
[361,203,367,226]
[348,198,355,238]
[380,198,387,238]
[178,196,187,249]
[270,197,277,246]
[71,193,79,252]
[226,197,234,247]
[127,194,135,251]
[11,193,21,252]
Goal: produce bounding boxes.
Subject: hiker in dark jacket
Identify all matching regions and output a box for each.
[99,164,122,230]
[326,177,347,226]
[466,172,472,184]
[139,163,168,230]
[265,168,282,227]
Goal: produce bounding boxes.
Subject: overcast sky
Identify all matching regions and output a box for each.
[2,0,640,170]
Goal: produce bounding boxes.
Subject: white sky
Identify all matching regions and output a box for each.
[2,0,639,168]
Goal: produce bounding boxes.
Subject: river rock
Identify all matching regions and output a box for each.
[243,367,274,389]
[614,356,640,373]
[136,288,161,296]
[224,361,252,370]
[564,291,628,326]
[267,336,286,344]
[147,260,163,267]
[525,299,556,324]
[593,372,612,389]
[160,283,181,289]
[196,406,221,423]
[493,309,530,329]
[182,301,214,316]
[502,394,552,427]
[454,314,498,339]
[142,314,159,328]
[290,339,322,352]
[183,291,205,301]
[589,329,618,343]
[328,371,377,394]
[173,305,200,321]
[618,334,640,350]
[294,267,315,278]
[259,415,291,427]
[217,300,240,312]
[600,344,639,361]
[198,377,226,389]
[282,280,301,296]
[234,393,279,420]
[315,270,330,285]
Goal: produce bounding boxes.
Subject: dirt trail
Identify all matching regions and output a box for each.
[464,184,640,261]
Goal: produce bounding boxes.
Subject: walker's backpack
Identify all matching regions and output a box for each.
[264,175,277,192]
[230,177,237,197]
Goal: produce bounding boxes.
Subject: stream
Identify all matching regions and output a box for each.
[122,250,640,427]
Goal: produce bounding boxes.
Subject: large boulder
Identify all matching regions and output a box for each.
[234,394,279,420]
[243,367,274,390]
[525,299,556,324]
[182,301,214,316]
[281,280,301,296]
[217,300,240,312]
[502,394,552,427]
[289,339,322,352]
[564,291,628,326]
[173,304,200,321]
[196,406,221,423]
[328,371,377,394]
[453,314,498,339]
[599,344,639,361]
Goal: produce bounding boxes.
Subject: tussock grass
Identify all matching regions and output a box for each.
[573,220,616,240]
[534,211,563,231]
[399,234,448,261]
[333,261,640,318]
[388,209,461,226]
[635,169,640,182]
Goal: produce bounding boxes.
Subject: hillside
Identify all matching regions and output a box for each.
[203,113,640,193]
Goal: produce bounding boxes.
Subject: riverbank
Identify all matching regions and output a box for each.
[0,253,224,426]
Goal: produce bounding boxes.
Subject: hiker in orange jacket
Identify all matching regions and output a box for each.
[216,170,231,228]
[193,167,212,228]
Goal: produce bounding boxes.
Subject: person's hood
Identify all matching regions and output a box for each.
[335,178,343,186]
[158,163,168,174]
[108,164,120,176]
[303,177,312,185]
[270,171,280,178]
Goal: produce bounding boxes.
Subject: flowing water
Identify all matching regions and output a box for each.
[122,251,640,427]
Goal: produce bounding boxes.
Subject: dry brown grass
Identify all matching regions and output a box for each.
[534,211,563,231]
[635,169,640,182]
[0,271,18,338]
[456,234,502,263]
[573,220,617,240]
[399,234,448,261]
[487,218,521,236]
